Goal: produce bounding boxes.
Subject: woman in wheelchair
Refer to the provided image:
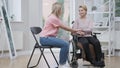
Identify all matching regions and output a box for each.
[72,5,105,67]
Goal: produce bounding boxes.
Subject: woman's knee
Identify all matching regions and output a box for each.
[61,42,69,51]
[93,40,101,46]
[92,37,100,44]
[78,38,89,46]
[80,41,89,47]
[63,42,69,48]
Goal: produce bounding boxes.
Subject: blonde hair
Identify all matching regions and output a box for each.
[51,2,62,18]
[79,5,87,11]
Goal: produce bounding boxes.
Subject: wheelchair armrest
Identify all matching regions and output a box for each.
[92,32,101,35]
[92,32,101,38]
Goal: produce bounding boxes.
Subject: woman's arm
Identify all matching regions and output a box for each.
[59,23,78,33]
[71,19,82,35]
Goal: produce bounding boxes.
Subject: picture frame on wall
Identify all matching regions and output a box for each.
[0,0,17,59]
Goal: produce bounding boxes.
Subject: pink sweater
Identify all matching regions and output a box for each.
[40,14,62,37]
[72,17,93,37]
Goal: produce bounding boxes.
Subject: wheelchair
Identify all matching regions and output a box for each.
[68,33,105,68]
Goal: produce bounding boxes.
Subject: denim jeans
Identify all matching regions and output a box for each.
[40,37,69,65]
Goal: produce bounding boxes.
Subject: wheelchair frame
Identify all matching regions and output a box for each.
[68,33,102,67]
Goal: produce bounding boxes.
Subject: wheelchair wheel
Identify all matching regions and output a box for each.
[68,40,78,67]
[68,40,74,64]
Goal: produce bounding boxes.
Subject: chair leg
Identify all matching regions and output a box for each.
[50,48,59,66]
[32,48,43,67]
[27,47,36,68]
[27,47,43,68]
[40,48,50,68]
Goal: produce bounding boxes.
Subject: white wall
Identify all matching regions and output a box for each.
[115,20,120,50]
[7,0,21,21]
[12,0,21,21]
[29,0,42,27]
[11,0,42,51]
[21,0,42,51]
[28,0,43,51]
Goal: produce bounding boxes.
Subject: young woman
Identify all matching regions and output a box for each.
[39,2,79,68]
[72,5,105,67]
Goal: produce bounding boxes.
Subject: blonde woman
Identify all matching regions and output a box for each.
[73,5,105,67]
[40,2,79,68]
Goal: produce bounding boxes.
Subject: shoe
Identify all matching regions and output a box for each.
[70,61,78,68]
[71,61,78,66]
[97,61,105,67]
[90,60,99,66]
[90,60,105,67]
[65,62,71,67]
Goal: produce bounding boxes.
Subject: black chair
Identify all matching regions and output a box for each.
[27,27,59,68]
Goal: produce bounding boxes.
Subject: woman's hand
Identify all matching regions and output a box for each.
[79,31,85,36]
[71,29,81,35]
[76,30,85,36]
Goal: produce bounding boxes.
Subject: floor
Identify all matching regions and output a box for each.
[0,52,120,68]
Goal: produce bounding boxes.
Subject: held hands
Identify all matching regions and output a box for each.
[76,30,85,36]
[71,29,85,36]
[72,29,92,36]
[71,29,81,35]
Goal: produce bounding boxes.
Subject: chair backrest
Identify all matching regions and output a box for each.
[30,27,42,45]
[30,27,42,35]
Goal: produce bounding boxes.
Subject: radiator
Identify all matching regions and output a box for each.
[0,31,23,51]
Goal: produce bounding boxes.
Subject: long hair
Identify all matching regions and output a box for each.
[51,2,62,18]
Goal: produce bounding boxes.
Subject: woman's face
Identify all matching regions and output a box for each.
[79,8,87,17]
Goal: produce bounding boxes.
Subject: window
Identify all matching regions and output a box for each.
[115,0,120,17]
[5,0,21,21]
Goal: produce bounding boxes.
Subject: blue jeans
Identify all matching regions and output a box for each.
[40,37,69,65]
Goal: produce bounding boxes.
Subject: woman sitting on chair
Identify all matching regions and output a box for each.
[72,5,105,67]
[39,2,79,68]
